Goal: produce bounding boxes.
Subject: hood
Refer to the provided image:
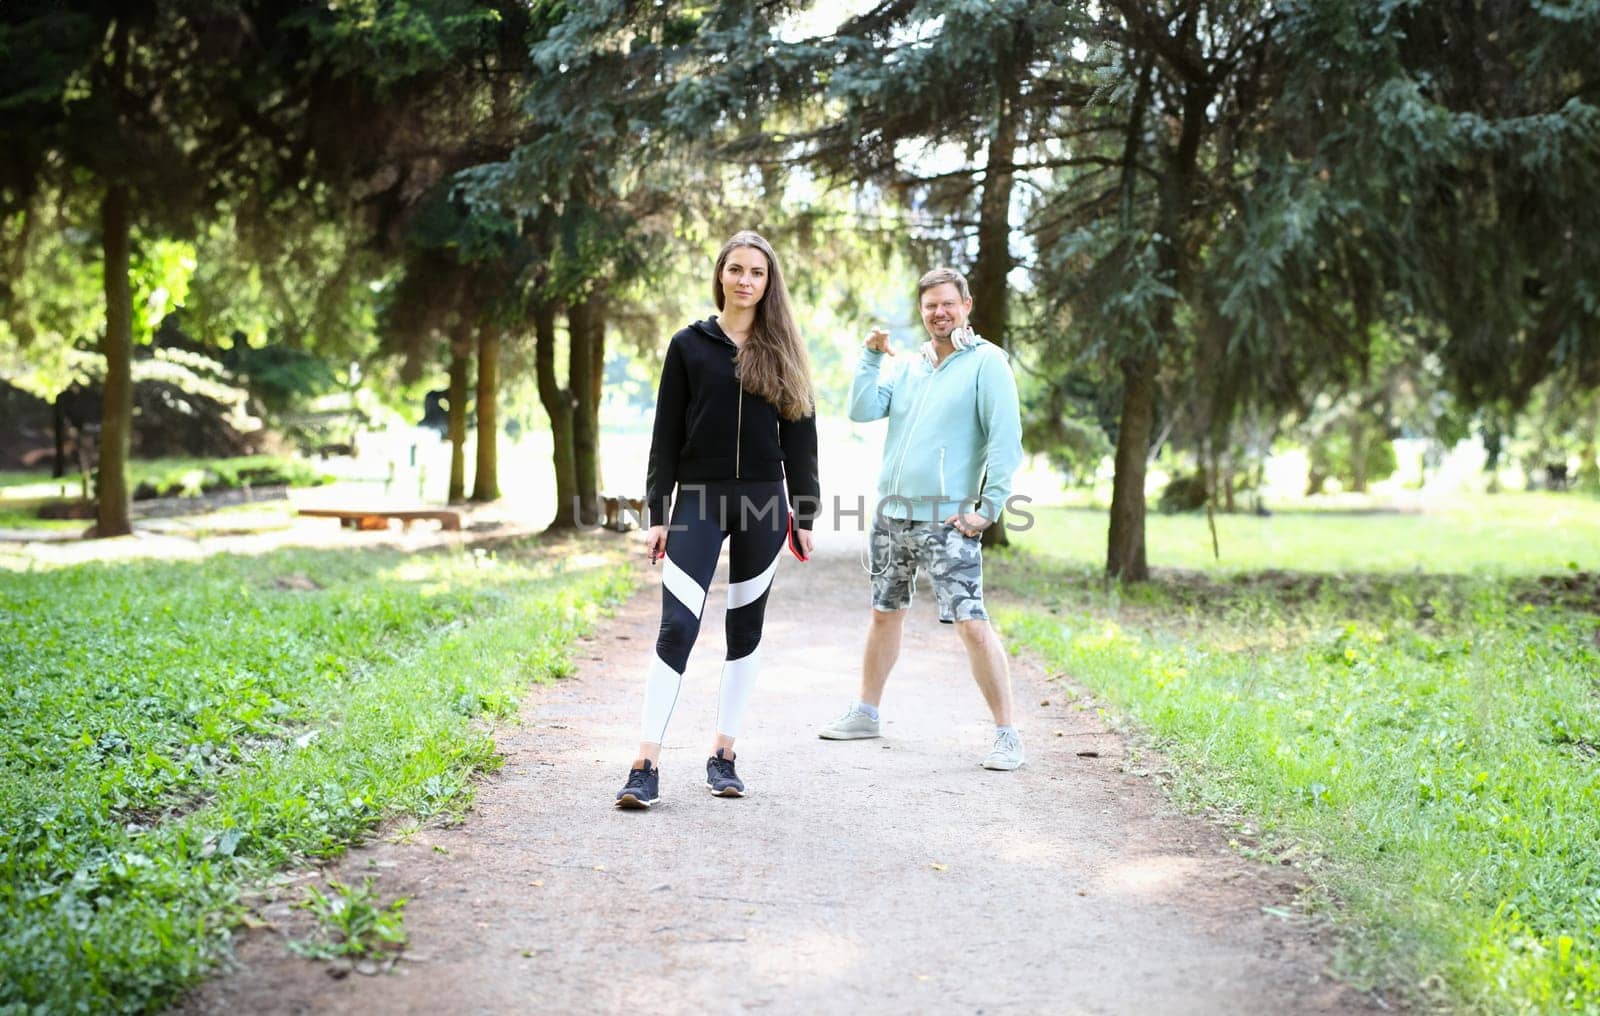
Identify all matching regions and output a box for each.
[688,317,736,347]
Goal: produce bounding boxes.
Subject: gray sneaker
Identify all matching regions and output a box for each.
[981,729,1025,770]
[818,703,881,740]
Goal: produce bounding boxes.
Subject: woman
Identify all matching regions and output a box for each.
[615,230,820,809]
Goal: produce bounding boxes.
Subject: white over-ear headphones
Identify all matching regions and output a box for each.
[920,324,979,366]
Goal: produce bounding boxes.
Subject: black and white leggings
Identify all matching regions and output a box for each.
[641,480,789,745]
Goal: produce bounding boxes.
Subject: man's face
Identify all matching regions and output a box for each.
[919,283,973,341]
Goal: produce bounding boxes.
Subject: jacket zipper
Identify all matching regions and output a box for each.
[735,383,743,479]
[938,447,946,497]
[889,368,938,495]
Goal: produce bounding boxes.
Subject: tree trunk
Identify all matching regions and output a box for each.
[1108,55,1206,576]
[968,73,1018,351]
[95,182,133,538]
[1107,354,1156,580]
[568,294,602,526]
[471,327,501,502]
[971,58,1021,551]
[1577,393,1600,492]
[588,290,606,492]
[534,300,579,528]
[1102,56,1158,578]
[1349,417,1369,493]
[446,334,471,504]
[1577,443,1599,493]
[1222,446,1237,513]
[1483,419,1505,493]
[53,396,67,479]
[1112,2,1212,569]
[1204,442,1221,560]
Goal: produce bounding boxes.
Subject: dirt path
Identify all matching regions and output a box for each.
[181,533,1370,1015]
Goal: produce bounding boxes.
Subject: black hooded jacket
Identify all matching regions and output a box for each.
[645,317,820,530]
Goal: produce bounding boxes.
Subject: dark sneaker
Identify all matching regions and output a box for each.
[615,759,660,809]
[705,748,745,797]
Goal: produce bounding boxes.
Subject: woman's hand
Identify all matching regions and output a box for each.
[796,528,814,558]
[645,524,667,563]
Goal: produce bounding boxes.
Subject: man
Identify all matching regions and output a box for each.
[818,267,1026,770]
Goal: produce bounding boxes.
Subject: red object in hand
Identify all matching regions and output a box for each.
[787,513,809,562]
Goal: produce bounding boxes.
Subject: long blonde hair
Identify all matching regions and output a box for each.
[713,230,815,421]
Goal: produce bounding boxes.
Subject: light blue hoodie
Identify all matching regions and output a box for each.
[849,336,1023,524]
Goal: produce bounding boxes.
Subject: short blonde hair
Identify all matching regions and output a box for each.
[917,267,971,301]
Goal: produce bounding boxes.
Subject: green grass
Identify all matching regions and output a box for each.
[0,508,82,532]
[0,456,331,533]
[0,468,86,532]
[996,495,1600,1014]
[128,454,333,497]
[1014,491,1600,576]
[288,877,409,965]
[0,455,333,503]
[0,471,69,491]
[0,538,634,1014]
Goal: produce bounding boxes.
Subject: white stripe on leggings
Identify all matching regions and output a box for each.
[661,556,708,619]
[640,653,683,745]
[715,650,761,739]
[726,550,781,610]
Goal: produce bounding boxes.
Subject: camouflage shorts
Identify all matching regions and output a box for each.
[868,517,988,624]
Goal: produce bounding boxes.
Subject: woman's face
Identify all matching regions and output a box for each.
[720,246,770,311]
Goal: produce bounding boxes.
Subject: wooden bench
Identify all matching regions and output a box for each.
[298,507,462,532]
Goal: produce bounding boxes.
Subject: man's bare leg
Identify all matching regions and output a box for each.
[955,618,1013,726]
[860,607,906,706]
